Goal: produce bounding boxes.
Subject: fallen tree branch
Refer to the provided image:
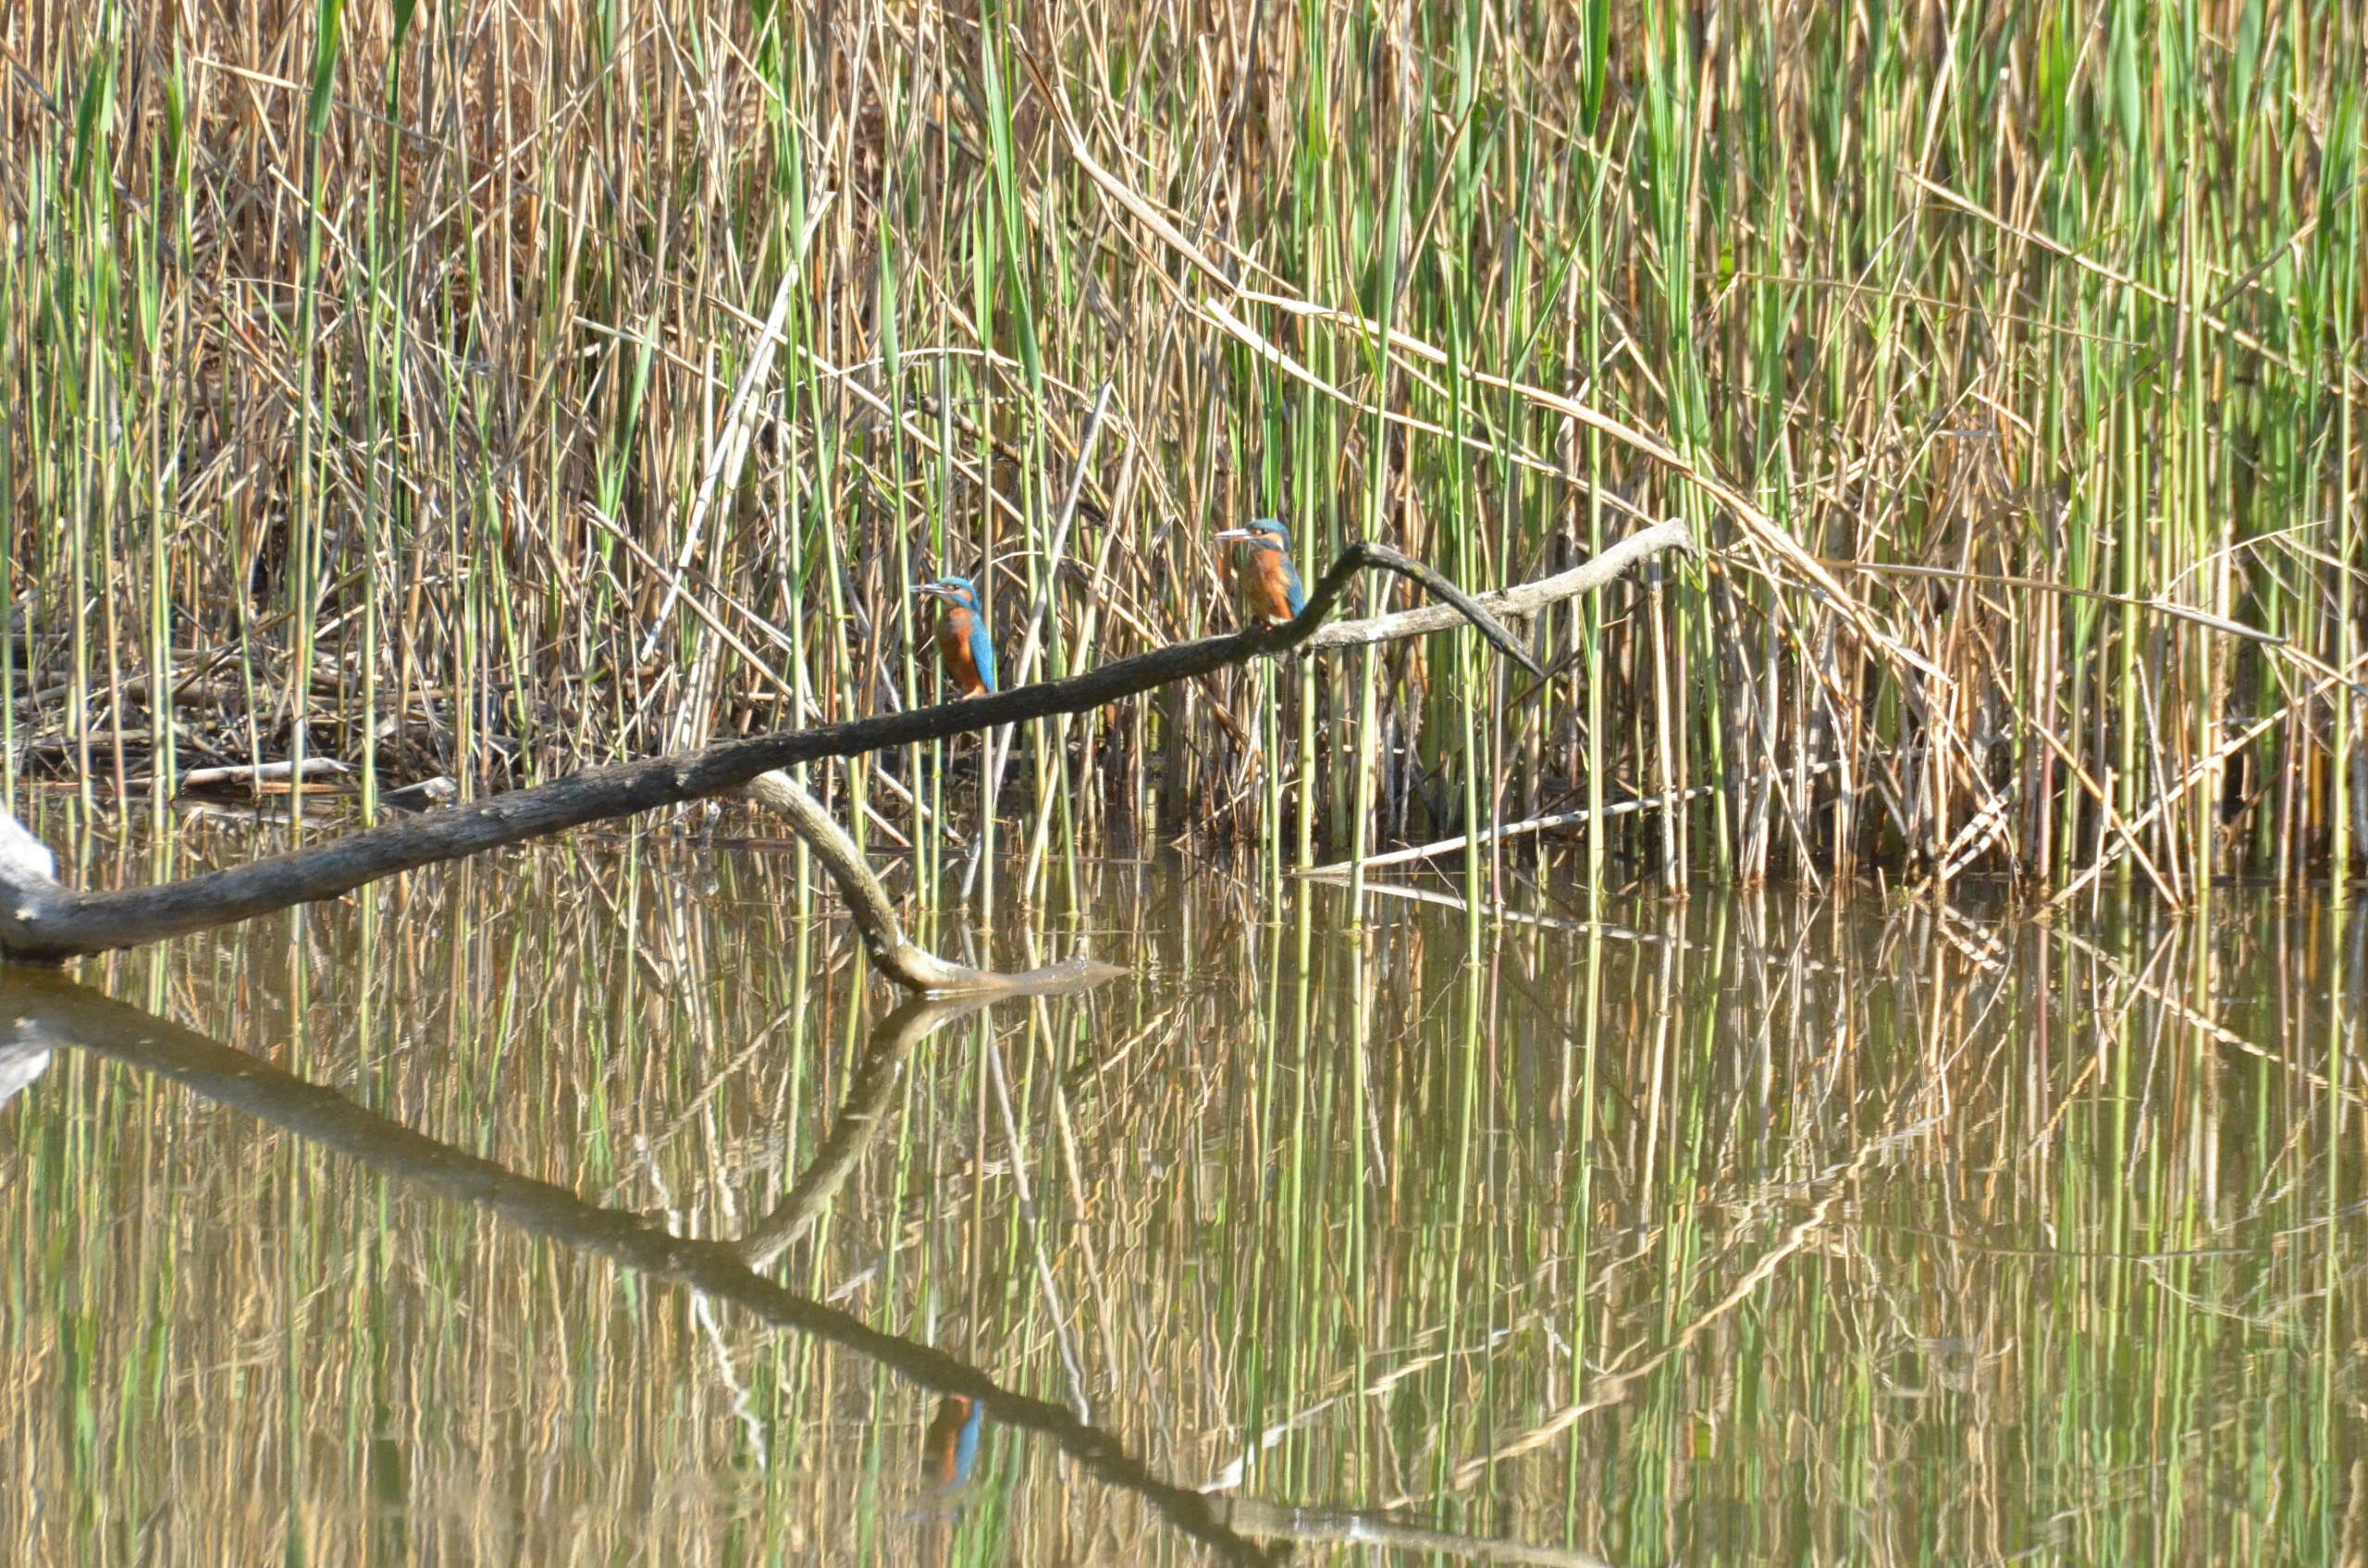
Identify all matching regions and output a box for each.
[1303,520,1693,652]
[740,772,1126,995]
[0,539,1586,964]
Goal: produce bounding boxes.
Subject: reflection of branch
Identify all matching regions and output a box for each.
[1217,1499,1622,1568]
[0,1003,55,1111]
[738,993,984,1269]
[6,971,1276,1568]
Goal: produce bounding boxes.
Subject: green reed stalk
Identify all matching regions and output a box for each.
[0,236,15,810]
[1348,18,1410,916]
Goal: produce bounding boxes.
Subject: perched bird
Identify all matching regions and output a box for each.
[920,1394,985,1489]
[1213,517,1307,625]
[915,574,996,698]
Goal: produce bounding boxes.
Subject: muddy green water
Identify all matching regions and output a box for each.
[1,815,2362,1564]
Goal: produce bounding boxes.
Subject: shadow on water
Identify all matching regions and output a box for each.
[1,811,2365,1562]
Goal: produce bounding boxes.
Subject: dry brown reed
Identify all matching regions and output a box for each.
[2,1,2364,896]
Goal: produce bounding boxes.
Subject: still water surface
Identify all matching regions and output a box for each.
[1,814,2362,1563]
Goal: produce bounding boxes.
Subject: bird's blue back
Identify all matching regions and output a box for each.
[952,1399,984,1482]
[1254,519,1306,617]
[921,1394,986,1489]
[967,618,997,694]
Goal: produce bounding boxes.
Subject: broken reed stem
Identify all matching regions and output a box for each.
[1303,759,1834,880]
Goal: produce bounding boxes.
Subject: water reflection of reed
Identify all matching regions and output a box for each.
[0,821,2362,1563]
[4,971,1286,1565]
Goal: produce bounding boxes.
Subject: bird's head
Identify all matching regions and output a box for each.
[915,574,982,613]
[1213,517,1292,555]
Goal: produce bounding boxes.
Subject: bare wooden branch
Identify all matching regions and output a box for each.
[1303,520,1693,651]
[0,536,1679,964]
[741,772,1125,994]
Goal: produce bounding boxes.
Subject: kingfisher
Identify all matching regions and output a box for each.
[915,574,996,698]
[920,1394,985,1489]
[1213,517,1307,625]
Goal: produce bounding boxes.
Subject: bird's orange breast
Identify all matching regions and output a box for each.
[1241,547,1298,623]
[921,1395,977,1484]
[934,608,987,696]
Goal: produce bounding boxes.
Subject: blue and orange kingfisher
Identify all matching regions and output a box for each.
[1213,517,1307,626]
[920,1394,984,1490]
[915,574,997,698]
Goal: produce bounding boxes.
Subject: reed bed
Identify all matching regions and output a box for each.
[1,1,2363,896]
[0,824,2359,1562]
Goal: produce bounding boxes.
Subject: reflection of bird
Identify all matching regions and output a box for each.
[1214,518,1306,625]
[915,575,996,698]
[920,1394,984,1488]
